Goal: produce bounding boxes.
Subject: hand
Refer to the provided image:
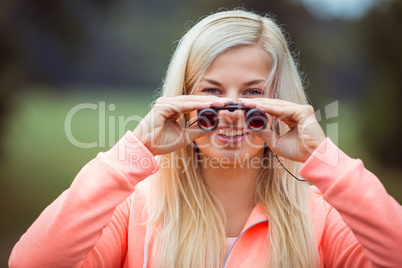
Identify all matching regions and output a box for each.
[240,98,326,163]
[133,95,230,156]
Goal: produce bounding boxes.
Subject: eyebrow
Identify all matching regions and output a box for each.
[244,79,266,87]
[201,78,266,87]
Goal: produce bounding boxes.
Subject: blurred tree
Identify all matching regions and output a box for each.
[359,0,402,167]
[0,2,23,157]
[0,0,86,156]
[2,0,401,169]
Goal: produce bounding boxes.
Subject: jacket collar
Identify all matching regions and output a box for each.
[241,203,268,233]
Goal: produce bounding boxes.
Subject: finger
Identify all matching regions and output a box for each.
[158,95,231,105]
[152,100,224,121]
[240,97,295,107]
[154,98,230,117]
[252,126,280,152]
[240,98,314,124]
[175,95,231,101]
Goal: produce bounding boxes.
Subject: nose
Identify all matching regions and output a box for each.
[225,91,239,103]
[218,107,244,128]
[218,90,243,127]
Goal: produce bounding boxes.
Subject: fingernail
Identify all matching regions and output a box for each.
[220,97,232,101]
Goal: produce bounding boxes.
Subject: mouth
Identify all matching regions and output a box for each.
[216,128,249,144]
[218,129,247,137]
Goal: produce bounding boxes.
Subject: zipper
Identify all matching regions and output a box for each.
[223,220,268,268]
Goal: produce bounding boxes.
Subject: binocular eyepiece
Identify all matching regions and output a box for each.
[196,102,267,131]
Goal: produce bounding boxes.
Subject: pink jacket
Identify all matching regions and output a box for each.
[9,132,402,267]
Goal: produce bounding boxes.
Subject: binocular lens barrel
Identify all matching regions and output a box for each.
[197,109,218,130]
[246,109,267,131]
[197,107,267,131]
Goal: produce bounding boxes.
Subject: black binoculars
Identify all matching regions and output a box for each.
[193,102,268,131]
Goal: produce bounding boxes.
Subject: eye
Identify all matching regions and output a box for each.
[243,89,264,96]
[200,88,223,95]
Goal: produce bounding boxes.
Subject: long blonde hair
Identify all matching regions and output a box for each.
[147,9,319,267]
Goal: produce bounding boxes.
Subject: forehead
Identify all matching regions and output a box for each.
[202,45,271,81]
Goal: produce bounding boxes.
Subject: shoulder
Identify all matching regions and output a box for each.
[125,174,157,220]
[308,185,341,243]
[308,184,349,231]
[309,185,332,215]
[128,175,153,202]
[308,185,325,205]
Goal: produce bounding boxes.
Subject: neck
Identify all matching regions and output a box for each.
[200,152,262,214]
[199,151,264,237]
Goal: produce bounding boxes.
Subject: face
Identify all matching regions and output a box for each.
[191,45,271,165]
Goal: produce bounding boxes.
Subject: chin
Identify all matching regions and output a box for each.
[195,141,265,169]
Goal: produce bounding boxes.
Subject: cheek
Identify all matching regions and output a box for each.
[193,134,210,148]
[244,133,266,149]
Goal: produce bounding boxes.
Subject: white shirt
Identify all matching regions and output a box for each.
[225,237,238,257]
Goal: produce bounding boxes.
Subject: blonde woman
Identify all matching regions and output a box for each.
[9,10,402,268]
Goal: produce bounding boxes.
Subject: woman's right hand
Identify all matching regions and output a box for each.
[133,95,230,156]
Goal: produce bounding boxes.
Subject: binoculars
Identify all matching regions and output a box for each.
[195,102,267,131]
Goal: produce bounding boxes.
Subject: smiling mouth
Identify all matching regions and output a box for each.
[218,129,248,138]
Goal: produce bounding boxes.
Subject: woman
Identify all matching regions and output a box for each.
[9,10,402,268]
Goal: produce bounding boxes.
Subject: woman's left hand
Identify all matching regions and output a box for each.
[240,98,326,163]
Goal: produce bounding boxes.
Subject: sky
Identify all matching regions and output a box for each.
[298,0,380,19]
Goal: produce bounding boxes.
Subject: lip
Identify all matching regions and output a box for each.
[217,126,249,133]
[216,132,249,144]
[217,126,245,130]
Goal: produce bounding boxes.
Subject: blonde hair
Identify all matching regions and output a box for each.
[147,9,319,267]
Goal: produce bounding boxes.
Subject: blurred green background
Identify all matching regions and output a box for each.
[1,0,401,266]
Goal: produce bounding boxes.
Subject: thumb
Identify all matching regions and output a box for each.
[183,123,210,145]
[257,128,280,154]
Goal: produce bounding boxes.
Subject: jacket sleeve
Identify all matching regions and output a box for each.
[8,131,159,268]
[299,138,402,268]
